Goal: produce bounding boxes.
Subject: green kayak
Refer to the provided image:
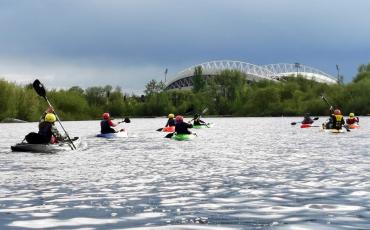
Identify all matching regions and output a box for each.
[192,123,213,129]
[171,133,197,141]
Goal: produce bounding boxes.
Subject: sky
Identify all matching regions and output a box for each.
[0,0,369,93]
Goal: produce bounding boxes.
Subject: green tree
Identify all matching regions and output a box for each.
[193,66,205,93]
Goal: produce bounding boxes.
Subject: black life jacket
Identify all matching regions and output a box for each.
[167,118,175,126]
[175,122,192,134]
[101,120,115,134]
[38,122,53,141]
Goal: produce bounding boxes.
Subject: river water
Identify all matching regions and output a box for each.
[0,117,369,230]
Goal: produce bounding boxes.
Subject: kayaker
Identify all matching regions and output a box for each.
[346,113,359,125]
[175,115,193,134]
[25,113,64,144]
[330,109,345,130]
[165,113,176,127]
[193,114,206,126]
[100,112,119,134]
[302,113,314,124]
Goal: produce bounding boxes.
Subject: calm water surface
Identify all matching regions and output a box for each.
[0,117,369,230]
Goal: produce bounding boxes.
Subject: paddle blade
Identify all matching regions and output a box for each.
[201,107,208,115]
[313,117,319,120]
[291,122,297,125]
[156,128,163,132]
[33,79,46,98]
[165,133,174,138]
[124,117,131,123]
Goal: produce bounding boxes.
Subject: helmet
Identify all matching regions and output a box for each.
[304,113,310,118]
[168,113,175,119]
[175,115,183,122]
[194,113,200,118]
[349,113,355,117]
[334,109,341,115]
[45,113,56,123]
[103,113,110,120]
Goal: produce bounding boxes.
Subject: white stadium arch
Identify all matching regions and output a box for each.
[165,60,337,90]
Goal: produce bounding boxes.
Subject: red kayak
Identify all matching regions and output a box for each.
[300,124,312,128]
[162,126,175,132]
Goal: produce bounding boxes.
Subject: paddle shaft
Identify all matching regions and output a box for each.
[44,96,76,150]
[291,117,319,125]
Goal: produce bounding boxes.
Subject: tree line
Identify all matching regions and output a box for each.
[1,63,370,122]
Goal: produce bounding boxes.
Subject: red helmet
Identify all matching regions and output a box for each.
[175,115,183,122]
[334,109,341,115]
[103,113,110,120]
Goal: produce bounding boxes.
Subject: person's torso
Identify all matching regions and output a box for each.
[101,120,113,133]
[175,122,191,134]
[302,118,313,124]
[38,122,52,139]
[167,119,175,126]
[333,115,343,129]
[346,118,356,124]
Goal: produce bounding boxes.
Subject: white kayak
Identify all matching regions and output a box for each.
[96,130,128,138]
[11,137,81,153]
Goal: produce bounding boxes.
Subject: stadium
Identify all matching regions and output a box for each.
[165,60,337,90]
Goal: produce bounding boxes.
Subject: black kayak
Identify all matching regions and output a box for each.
[11,137,81,153]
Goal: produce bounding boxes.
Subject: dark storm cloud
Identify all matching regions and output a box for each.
[0,0,369,91]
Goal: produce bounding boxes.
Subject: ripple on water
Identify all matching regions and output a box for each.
[1,118,370,229]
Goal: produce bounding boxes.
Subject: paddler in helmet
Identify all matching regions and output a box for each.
[165,113,176,127]
[100,112,120,134]
[25,107,64,144]
[175,115,193,134]
[346,113,359,125]
[193,113,206,126]
[330,109,345,130]
[301,113,314,124]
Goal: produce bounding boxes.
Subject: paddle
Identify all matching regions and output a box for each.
[321,95,350,132]
[165,132,175,138]
[118,117,131,124]
[33,79,76,149]
[291,117,319,125]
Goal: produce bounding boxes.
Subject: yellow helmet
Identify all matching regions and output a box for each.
[168,113,175,118]
[45,113,56,123]
[349,113,355,117]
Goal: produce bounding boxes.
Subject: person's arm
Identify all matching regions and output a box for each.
[51,125,64,141]
[108,120,117,127]
[187,123,193,128]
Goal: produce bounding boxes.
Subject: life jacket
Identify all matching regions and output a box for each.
[346,117,358,125]
[346,118,354,125]
[175,122,192,134]
[302,117,314,124]
[38,122,53,141]
[167,118,175,126]
[101,120,115,134]
[333,115,343,129]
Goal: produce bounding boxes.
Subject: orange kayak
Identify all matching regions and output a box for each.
[347,124,360,129]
